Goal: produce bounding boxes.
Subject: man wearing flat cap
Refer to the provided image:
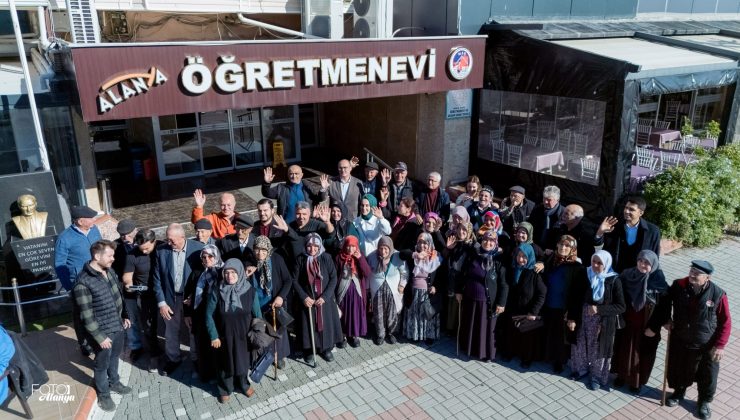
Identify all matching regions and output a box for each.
[217,214,256,266]
[192,218,215,245]
[380,161,416,218]
[113,219,137,280]
[664,260,731,420]
[500,185,535,235]
[55,205,102,356]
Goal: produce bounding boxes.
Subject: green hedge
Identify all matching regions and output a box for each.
[644,144,740,247]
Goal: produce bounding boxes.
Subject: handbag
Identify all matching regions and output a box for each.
[264,306,294,330]
[249,347,275,384]
[420,295,437,320]
[512,315,544,333]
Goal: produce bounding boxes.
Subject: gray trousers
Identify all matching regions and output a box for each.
[164,294,186,363]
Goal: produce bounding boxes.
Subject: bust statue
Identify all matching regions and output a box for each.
[12,194,48,239]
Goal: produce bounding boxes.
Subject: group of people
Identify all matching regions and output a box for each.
[55,158,731,420]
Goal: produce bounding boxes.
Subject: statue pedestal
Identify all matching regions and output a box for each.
[9,235,57,292]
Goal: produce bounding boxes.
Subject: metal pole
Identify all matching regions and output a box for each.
[11,278,27,336]
[8,0,50,171]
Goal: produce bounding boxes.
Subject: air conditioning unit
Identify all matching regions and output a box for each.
[66,0,101,43]
[303,0,343,39]
[352,0,392,39]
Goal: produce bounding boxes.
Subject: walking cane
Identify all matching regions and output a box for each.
[661,325,672,406]
[456,299,462,357]
[272,308,278,380]
[308,305,317,368]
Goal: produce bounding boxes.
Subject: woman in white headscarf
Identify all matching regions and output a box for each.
[568,250,625,391]
[367,235,408,345]
[403,232,443,344]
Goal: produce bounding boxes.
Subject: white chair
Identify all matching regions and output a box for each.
[638,118,654,127]
[537,121,555,138]
[654,120,671,130]
[492,140,506,163]
[507,143,522,167]
[637,124,652,147]
[523,135,538,147]
[660,151,681,171]
[636,147,658,170]
[683,135,701,152]
[490,129,504,142]
[665,101,680,128]
[580,157,600,181]
[703,135,718,151]
[572,133,589,157]
[664,140,685,152]
[540,138,556,151]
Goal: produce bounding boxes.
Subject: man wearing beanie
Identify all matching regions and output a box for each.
[664,260,732,420]
[192,218,215,245]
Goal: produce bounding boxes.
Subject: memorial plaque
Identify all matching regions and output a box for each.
[10,235,57,284]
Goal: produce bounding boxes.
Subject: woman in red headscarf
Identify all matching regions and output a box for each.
[335,235,372,348]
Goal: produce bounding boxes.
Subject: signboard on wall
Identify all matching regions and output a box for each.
[446,89,473,119]
[71,37,486,122]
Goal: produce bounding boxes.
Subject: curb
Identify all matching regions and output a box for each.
[73,386,97,420]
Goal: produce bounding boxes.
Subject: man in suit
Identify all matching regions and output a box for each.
[328,158,364,219]
[217,214,257,266]
[594,195,661,273]
[152,223,204,374]
[261,165,329,223]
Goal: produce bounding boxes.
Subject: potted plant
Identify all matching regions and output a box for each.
[680,116,694,138]
[704,119,721,139]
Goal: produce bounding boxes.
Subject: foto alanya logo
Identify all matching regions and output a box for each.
[97,66,167,113]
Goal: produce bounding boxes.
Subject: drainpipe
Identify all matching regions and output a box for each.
[236,13,321,39]
[37,6,51,51]
[8,0,50,172]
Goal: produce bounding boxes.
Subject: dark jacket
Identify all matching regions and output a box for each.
[546,219,598,265]
[500,198,536,236]
[387,179,415,215]
[569,273,626,358]
[594,218,661,273]
[416,188,451,222]
[506,268,547,316]
[261,180,327,219]
[465,202,493,231]
[328,176,364,219]
[528,203,564,248]
[217,233,256,266]
[456,250,509,318]
[669,278,728,349]
[152,239,204,308]
[73,262,129,345]
[5,328,49,399]
[542,256,589,315]
[112,238,135,280]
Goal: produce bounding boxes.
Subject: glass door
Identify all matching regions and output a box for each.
[198,111,234,173]
[155,114,203,179]
[232,108,263,168]
[261,105,301,164]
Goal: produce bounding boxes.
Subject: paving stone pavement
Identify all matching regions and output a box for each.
[91,238,740,420]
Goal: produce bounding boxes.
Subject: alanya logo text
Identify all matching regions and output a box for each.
[97,67,167,113]
[33,383,76,403]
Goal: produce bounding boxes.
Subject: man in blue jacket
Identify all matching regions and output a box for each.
[152,223,203,375]
[54,205,101,356]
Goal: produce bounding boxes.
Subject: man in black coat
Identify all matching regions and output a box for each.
[500,185,536,236]
[594,195,661,273]
[380,161,416,217]
[217,214,257,266]
[545,204,597,264]
[528,185,564,249]
[261,165,329,223]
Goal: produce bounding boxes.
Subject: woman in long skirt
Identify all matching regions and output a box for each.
[568,250,625,390]
[185,244,222,382]
[541,235,588,373]
[367,236,408,344]
[443,221,476,334]
[335,235,372,348]
[499,243,546,367]
[611,250,669,393]
[403,232,443,344]
[294,233,343,364]
[456,230,508,361]
[205,259,262,403]
[250,236,293,369]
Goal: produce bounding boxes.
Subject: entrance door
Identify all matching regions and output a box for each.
[155,114,203,179]
[198,111,234,173]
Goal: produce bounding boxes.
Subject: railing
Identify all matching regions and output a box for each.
[362,147,393,171]
[0,277,69,336]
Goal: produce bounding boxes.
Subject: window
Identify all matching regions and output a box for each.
[478,90,606,186]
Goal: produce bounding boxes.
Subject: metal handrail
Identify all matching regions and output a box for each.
[0,278,59,289]
[1,277,68,336]
[362,148,394,171]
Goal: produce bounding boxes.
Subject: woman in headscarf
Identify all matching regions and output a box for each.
[445,205,471,237]
[443,221,476,334]
[251,235,293,369]
[402,232,443,344]
[325,199,358,257]
[541,235,588,373]
[367,236,408,345]
[499,243,546,368]
[185,244,223,382]
[390,197,422,252]
[205,258,262,403]
[335,235,372,348]
[455,230,508,361]
[568,250,625,391]
[352,194,391,257]
[422,212,446,252]
[506,221,545,266]
[611,250,669,393]
[294,233,343,364]
[477,211,502,238]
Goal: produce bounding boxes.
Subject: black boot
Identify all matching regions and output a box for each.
[665,388,685,407]
[697,401,712,420]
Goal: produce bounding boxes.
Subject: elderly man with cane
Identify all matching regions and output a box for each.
[663,260,731,420]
